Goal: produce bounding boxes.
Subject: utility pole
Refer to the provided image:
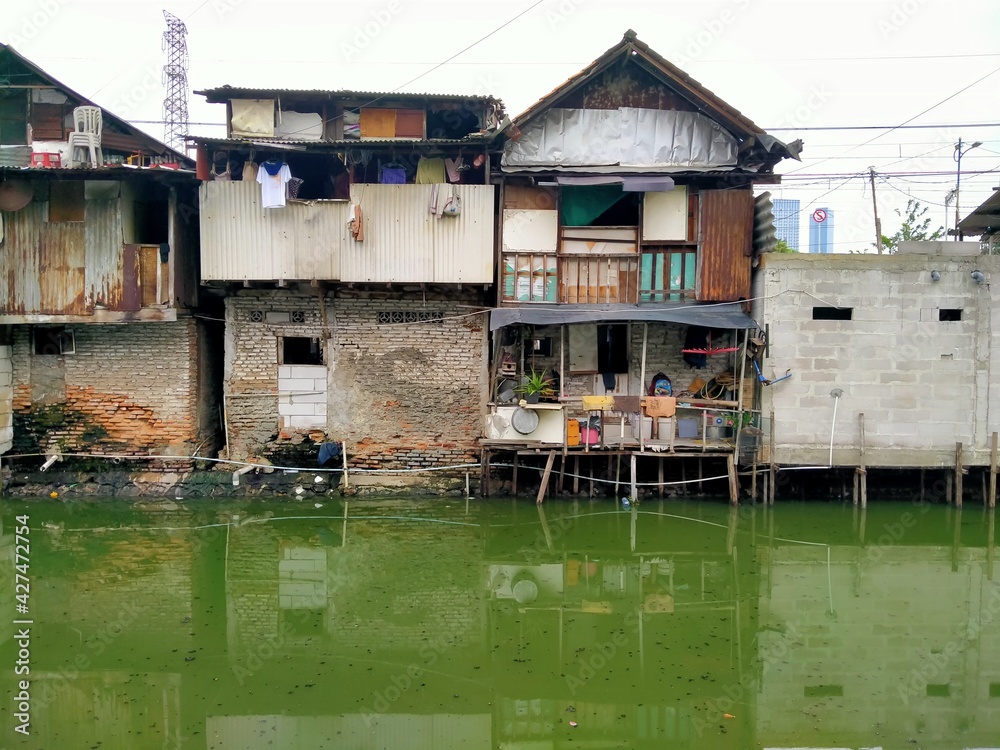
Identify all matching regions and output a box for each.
[869,167,883,254]
[954,138,983,241]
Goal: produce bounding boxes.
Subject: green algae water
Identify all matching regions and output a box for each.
[1,497,998,749]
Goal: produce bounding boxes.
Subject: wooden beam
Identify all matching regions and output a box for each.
[536,450,556,505]
[727,454,739,505]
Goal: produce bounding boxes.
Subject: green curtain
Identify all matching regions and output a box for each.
[560,185,627,226]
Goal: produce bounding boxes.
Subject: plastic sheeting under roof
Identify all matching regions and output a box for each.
[489,302,755,330]
[503,107,739,171]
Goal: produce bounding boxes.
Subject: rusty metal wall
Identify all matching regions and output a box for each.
[342,184,495,284]
[199,181,494,284]
[199,180,343,281]
[697,189,753,302]
[0,194,124,316]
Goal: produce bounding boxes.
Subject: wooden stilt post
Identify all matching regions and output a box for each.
[558,455,566,494]
[955,442,964,508]
[640,323,648,454]
[751,450,758,502]
[990,432,998,509]
[512,453,519,497]
[859,412,867,509]
[573,456,580,496]
[614,453,622,498]
[658,457,664,499]
[589,459,595,498]
[920,467,926,506]
[480,448,490,497]
[536,450,556,505]
[727,454,739,505]
[768,407,776,505]
[946,471,953,505]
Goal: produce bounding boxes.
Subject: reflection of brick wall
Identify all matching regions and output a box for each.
[226,524,280,649]
[11,321,201,456]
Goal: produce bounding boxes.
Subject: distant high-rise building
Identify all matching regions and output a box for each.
[772,198,800,250]
[809,207,835,254]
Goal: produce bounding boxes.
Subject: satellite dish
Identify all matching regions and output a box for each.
[0,179,33,212]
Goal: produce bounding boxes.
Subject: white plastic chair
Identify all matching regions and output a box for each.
[68,106,103,168]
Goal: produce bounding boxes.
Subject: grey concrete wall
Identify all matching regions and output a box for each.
[755,253,1000,467]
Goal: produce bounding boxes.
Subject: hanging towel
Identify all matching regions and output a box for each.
[582,395,615,411]
[612,396,642,414]
[242,161,258,181]
[348,203,364,241]
[644,396,677,418]
[415,157,447,184]
[444,156,464,182]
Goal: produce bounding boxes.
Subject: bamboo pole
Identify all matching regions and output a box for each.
[768,407,776,505]
[640,323,648,453]
[536,450,556,505]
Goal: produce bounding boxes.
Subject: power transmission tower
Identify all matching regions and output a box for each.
[161,10,189,153]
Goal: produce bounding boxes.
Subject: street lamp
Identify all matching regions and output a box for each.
[954,138,982,240]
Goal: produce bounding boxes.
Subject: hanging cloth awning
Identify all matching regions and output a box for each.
[489,302,755,331]
[554,175,676,192]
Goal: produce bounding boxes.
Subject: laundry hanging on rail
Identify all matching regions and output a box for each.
[257,160,293,208]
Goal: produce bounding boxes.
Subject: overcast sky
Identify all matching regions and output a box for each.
[3,0,999,252]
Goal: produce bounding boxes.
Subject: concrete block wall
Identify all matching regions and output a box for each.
[756,254,1000,466]
[756,545,1000,745]
[10,320,201,457]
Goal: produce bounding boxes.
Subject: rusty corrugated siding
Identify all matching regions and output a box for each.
[0,194,124,316]
[84,197,126,310]
[199,181,342,281]
[341,184,494,284]
[698,189,753,302]
[199,181,495,284]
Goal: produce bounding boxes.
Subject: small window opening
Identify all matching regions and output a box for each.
[281,336,323,365]
[939,308,963,321]
[33,327,75,355]
[812,307,853,321]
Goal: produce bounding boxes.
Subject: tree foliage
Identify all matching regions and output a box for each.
[774,239,796,253]
[875,198,944,253]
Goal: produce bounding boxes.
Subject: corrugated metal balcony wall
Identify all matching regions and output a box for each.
[199,181,495,284]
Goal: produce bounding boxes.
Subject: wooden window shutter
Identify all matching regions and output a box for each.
[697,189,753,302]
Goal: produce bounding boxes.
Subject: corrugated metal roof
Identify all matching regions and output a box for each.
[187,135,497,149]
[195,85,501,106]
[959,188,1000,235]
[0,44,194,166]
[0,164,196,179]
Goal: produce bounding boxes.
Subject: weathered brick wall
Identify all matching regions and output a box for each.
[11,320,201,457]
[224,289,488,470]
[225,291,327,456]
[510,322,735,423]
[331,294,487,470]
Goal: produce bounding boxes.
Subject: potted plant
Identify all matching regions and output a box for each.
[515,369,556,404]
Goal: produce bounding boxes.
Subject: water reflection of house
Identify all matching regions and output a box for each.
[481,31,801,502]
[0,44,217,464]
[756,509,1000,749]
[485,505,755,748]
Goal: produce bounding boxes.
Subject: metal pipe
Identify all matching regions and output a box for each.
[232,464,254,486]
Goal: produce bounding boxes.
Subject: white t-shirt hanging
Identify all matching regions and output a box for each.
[257,161,292,208]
